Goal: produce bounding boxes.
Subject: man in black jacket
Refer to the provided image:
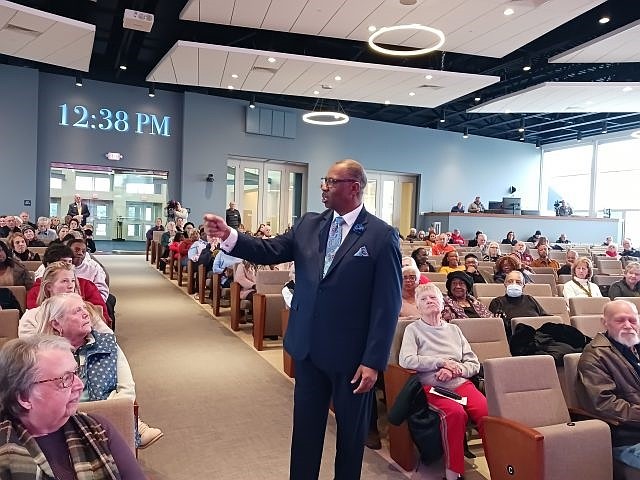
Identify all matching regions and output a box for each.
[225,202,242,229]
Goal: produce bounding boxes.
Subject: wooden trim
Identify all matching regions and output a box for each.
[150,240,157,264]
[169,255,175,279]
[187,261,195,294]
[441,211,619,223]
[230,282,241,331]
[253,294,266,350]
[211,272,222,314]
[384,364,418,472]
[145,239,151,261]
[177,253,184,286]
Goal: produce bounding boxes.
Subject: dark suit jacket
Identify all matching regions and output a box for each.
[230,207,402,373]
[67,202,90,225]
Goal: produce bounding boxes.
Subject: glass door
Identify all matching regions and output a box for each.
[92,201,113,240]
[362,171,417,230]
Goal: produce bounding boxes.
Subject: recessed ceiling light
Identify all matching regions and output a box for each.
[522,65,531,71]
[384,100,391,105]
[409,91,415,96]
[474,97,481,102]
[334,75,342,81]
[119,65,127,70]
[231,74,238,79]
[623,86,633,92]
[368,25,377,32]
[599,16,610,24]
[425,74,433,80]
[631,130,640,139]
[504,8,514,16]
[267,57,276,63]
[518,127,525,133]
[227,85,234,90]
[505,109,511,114]
[313,90,319,95]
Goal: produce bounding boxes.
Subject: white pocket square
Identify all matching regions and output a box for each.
[354,246,369,257]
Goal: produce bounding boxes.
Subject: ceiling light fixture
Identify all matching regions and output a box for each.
[623,86,633,92]
[384,100,391,105]
[518,117,525,133]
[75,75,83,87]
[439,111,446,123]
[368,24,445,56]
[409,91,415,96]
[249,95,256,109]
[504,8,515,16]
[119,65,127,70]
[474,96,481,102]
[148,86,155,98]
[227,85,234,90]
[535,139,541,149]
[523,65,531,72]
[368,25,377,32]
[519,134,525,141]
[631,130,640,139]
[463,128,469,139]
[313,90,319,95]
[577,131,583,142]
[425,74,433,80]
[601,121,608,134]
[302,99,349,126]
[267,57,276,63]
[334,75,342,81]
[231,74,238,79]
[599,16,610,24]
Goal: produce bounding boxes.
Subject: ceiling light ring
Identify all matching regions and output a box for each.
[302,112,349,126]
[368,24,445,57]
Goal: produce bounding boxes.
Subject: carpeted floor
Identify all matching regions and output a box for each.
[100,255,415,479]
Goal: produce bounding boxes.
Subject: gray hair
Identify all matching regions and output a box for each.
[36,292,98,335]
[0,335,72,418]
[414,283,444,310]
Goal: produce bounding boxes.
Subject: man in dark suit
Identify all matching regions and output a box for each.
[66,194,90,226]
[205,159,402,479]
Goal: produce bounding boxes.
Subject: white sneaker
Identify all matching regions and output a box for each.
[138,419,163,449]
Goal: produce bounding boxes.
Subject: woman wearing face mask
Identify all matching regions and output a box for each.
[562,257,602,303]
[488,270,549,337]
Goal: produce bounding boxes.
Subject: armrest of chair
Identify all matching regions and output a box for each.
[569,406,620,426]
[211,272,222,313]
[384,364,418,472]
[252,293,285,350]
[77,398,136,454]
[187,260,195,294]
[483,416,544,480]
[253,293,267,350]
[177,253,184,285]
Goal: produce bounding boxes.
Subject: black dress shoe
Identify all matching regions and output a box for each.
[365,431,382,450]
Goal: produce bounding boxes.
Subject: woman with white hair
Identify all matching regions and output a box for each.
[399,262,421,318]
[399,283,487,480]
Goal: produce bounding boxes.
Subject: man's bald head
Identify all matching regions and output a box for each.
[603,300,640,348]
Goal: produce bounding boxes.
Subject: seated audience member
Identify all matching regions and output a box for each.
[531,244,561,272]
[183,221,196,239]
[450,202,465,213]
[51,224,70,245]
[399,283,487,480]
[556,233,570,244]
[35,293,163,449]
[84,225,96,253]
[489,270,549,337]
[22,225,45,247]
[0,240,33,289]
[188,228,209,263]
[621,238,640,258]
[22,260,111,336]
[449,229,465,246]
[467,230,483,248]
[412,247,436,274]
[175,217,185,233]
[563,257,602,302]
[603,235,614,246]
[64,239,110,303]
[534,236,549,248]
[159,221,177,261]
[36,216,58,244]
[8,232,41,261]
[501,231,517,246]
[474,233,489,258]
[0,216,8,237]
[417,230,427,242]
[463,254,486,284]
[177,231,198,267]
[68,218,81,232]
[467,196,485,213]
[576,300,640,471]
[527,230,542,243]
[406,228,418,241]
[260,224,273,239]
[212,250,242,288]
[555,200,573,216]
[609,262,640,299]
[399,264,421,318]
[440,251,464,274]
[146,217,165,244]
[483,242,502,262]
[494,255,531,284]
[442,271,492,321]
[236,260,257,302]
[4,215,21,235]
[19,211,36,230]
[402,257,429,285]
[0,335,147,478]
[606,243,620,259]
[254,223,266,237]
[49,216,61,229]
[511,241,534,267]
[558,249,579,276]
[432,234,456,256]
[424,231,437,247]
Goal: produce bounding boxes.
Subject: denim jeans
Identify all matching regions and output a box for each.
[613,444,640,469]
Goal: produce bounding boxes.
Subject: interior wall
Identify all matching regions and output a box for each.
[182,92,541,223]
[0,65,39,217]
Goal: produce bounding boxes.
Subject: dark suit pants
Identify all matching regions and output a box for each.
[290,357,373,480]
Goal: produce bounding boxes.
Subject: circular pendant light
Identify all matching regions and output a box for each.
[368,24,445,56]
[302,112,349,126]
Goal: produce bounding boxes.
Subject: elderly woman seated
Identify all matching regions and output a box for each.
[0,240,33,289]
[609,261,640,299]
[442,271,492,321]
[35,293,163,449]
[439,251,465,274]
[399,283,488,480]
[482,241,502,262]
[400,263,421,318]
[493,255,532,284]
[0,335,146,478]
[8,231,41,261]
[563,256,602,302]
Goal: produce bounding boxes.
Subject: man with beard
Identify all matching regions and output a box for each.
[577,300,640,471]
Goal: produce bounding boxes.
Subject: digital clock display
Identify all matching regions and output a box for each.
[58,104,171,137]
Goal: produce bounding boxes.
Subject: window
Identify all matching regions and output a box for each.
[542,145,593,213]
[75,175,110,192]
[595,138,640,211]
[125,183,154,194]
[50,178,62,189]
